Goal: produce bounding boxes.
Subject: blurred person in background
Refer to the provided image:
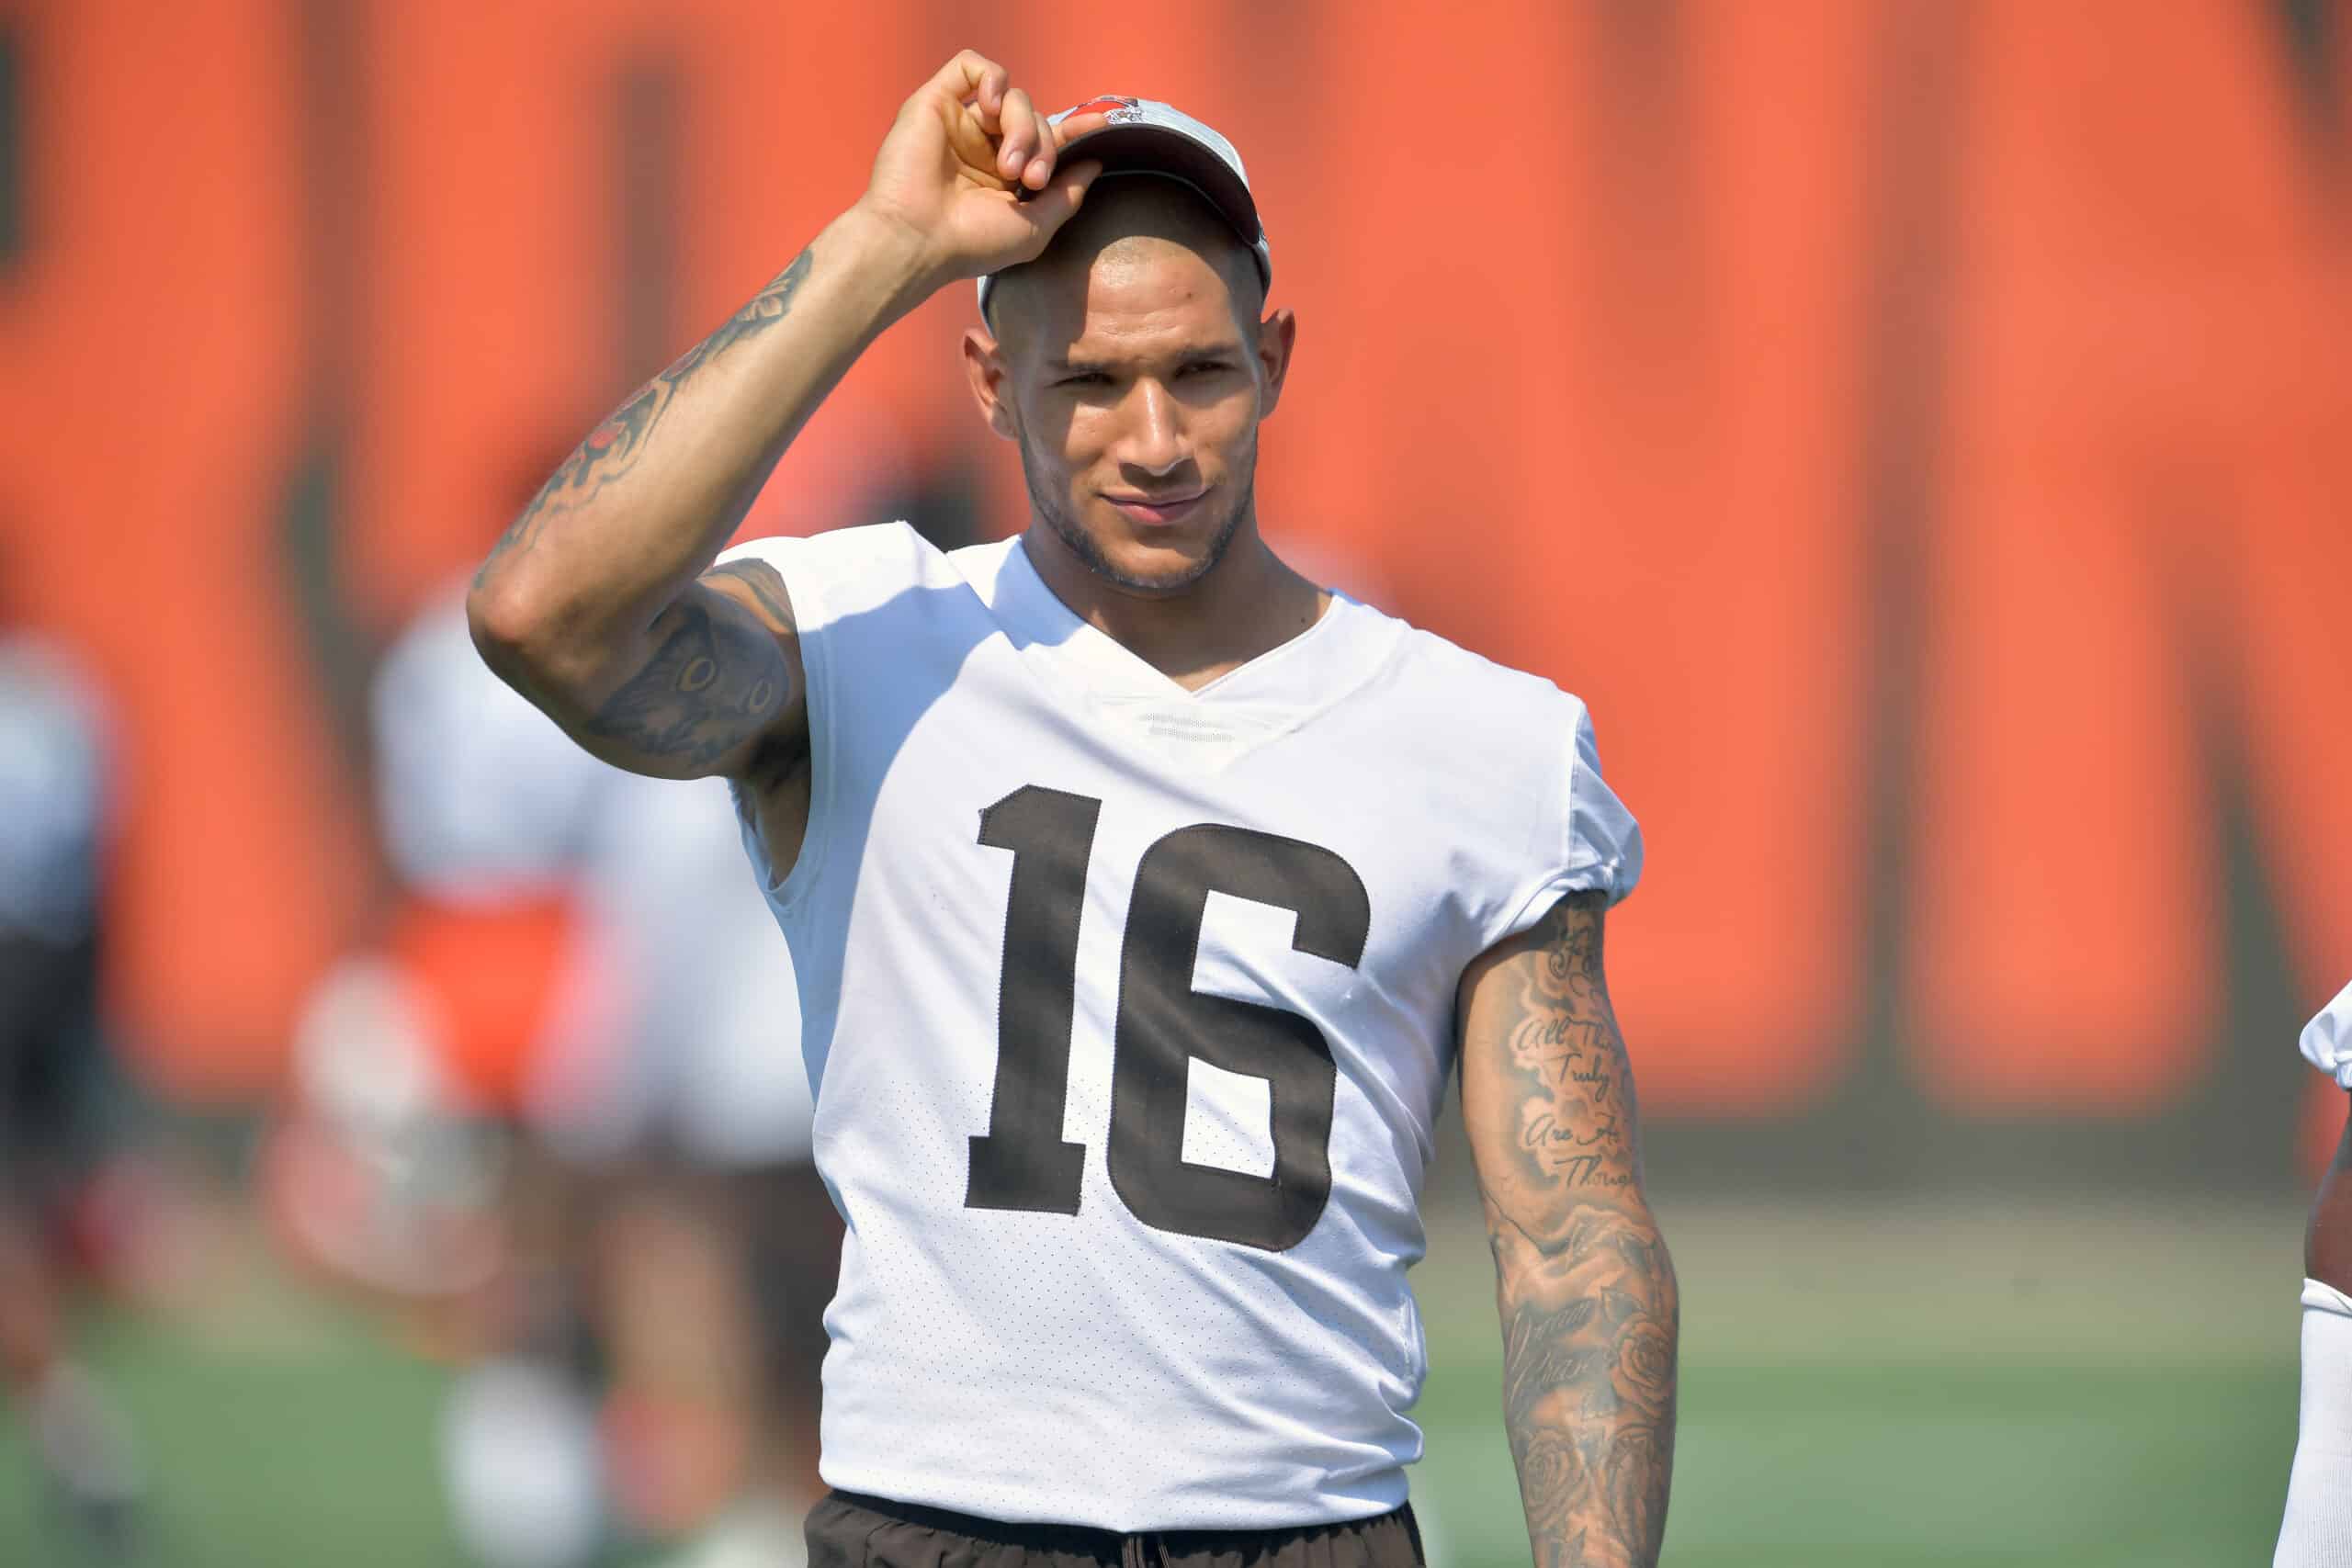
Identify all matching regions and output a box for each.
[469,51,1672,1568]
[2278,980,2352,1566]
[0,598,145,1558]
[277,545,836,1568]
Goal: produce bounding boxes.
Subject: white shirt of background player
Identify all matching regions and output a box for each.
[2278,978,2352,1568]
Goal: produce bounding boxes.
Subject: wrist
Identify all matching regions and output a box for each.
[830,201,958,313]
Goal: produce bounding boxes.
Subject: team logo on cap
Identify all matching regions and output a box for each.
[1063,94,1145,123]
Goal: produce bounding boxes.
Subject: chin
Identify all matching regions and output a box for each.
[1052,503,1235,597]
[1095,535,1219,595]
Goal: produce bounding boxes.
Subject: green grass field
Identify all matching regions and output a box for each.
[0,1190,2307,1567]
[1410,1193,2303,1567]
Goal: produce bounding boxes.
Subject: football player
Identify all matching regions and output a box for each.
[469,52,1677,1568]
[0,626,144,1559]
[290,578,838,1568]
[2278,980,2352,1567]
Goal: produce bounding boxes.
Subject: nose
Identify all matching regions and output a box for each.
[1119,378,1185,477]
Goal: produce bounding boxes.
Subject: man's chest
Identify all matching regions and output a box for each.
[818,663,1480,1250]
[838,653,1504,1068]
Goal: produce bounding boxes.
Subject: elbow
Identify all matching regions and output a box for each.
[465,570,544,676]
[466,569,598,696]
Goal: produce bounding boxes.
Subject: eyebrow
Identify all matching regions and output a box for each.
[1046,343,1249,374]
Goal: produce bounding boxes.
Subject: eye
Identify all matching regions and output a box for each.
[1058,370,1111,388]
[1179,360,1232,378]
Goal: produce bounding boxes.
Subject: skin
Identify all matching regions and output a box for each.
[471,50,1678,1559]
[1459,893,1679,1567]
[961,179,1320,688]
[469,51,1109,794]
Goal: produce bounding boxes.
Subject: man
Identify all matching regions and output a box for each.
[0,626,144,1559]
[469,51,1677,1568]
[2278,981,2352,1566]
[299,570,837,1568]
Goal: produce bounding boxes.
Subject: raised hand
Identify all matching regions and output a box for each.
[855,51,1110,289]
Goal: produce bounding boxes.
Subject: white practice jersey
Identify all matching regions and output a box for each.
[2304,978,2352,1090]
[723,524,1642,1531]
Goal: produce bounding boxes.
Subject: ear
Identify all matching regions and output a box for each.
[961,327,1020,442]
[1254,307,1298,421]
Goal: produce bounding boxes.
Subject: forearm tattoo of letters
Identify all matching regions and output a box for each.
[1481,892,1678,1568]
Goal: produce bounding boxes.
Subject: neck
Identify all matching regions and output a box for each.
[1020,516,1330,693]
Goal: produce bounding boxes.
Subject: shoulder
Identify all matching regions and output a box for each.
[0,636,111,938]
[1363,607,1603,767]
[0,634,107,740]
[1351,605,1643,915]
[0,635,111,820]
[716,522,956,626]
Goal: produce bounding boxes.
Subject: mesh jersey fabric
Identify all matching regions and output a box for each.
[720,523,1640,1530]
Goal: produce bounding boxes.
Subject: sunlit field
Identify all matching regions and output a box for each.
[0,1165,2303,1567]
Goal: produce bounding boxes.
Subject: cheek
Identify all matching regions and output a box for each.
[1048,410,1115,479]
[1192,400,1259,467]
[1015,416,1093,500]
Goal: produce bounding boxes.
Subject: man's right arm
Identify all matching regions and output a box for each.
[467,212,912,782]
[467,51,1104,782]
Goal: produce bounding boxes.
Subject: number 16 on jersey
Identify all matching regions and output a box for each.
[966,784,1372,1252]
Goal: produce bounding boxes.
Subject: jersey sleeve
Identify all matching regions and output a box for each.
[1492,696,1645,945]
[2303,979,2352,1090]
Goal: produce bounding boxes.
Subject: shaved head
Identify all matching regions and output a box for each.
[987,175,1266,348]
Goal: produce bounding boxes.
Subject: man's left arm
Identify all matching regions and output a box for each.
[1457,889,1677,1568]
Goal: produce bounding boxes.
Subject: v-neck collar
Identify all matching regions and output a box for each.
[986,533,1362,703]
[951,535,1408,774]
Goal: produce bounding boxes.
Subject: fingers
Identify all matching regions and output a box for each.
[997,87,1045,185]
[912,52,1105,195]
[1020,159,1102,235]
[1048,108,1114,147]
[1031,108,1114,189]
[929,49,1009,117]
[920,53,1104,193]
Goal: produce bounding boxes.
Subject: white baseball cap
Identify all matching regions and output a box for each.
[976,96,1272,325]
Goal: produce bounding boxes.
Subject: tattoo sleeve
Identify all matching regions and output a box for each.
[1461,891,1678,1568]
[474,248,814,591]
[467,240,827,781]
[575,558,801,775]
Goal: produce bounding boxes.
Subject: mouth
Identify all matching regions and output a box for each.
[1103,487,1210,527]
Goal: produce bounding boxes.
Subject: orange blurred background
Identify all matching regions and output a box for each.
[5,0,2346,1183]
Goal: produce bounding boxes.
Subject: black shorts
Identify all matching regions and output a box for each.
[0,930,105,1213]
[808,1488,1426,1568]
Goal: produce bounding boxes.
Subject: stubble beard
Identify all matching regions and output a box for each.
[1020,436,1255,600]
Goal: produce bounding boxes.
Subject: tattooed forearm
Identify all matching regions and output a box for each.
[1494,1208,1677,1568]
[1464,892,1678,1568]
[581,586,794,769]
[475,247,815,590]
